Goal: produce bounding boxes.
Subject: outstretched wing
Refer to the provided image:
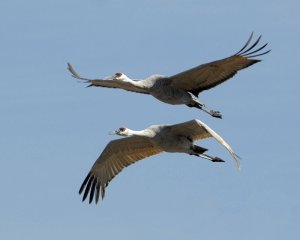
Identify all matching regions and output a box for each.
[167,33,270,96]
[79,136,162,204]
[67,63,149,94]
[169,120,212,140]
[169,119,240,169]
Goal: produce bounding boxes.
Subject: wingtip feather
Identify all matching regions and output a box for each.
[234,33,270,59]
[79,172,91,195]
[234,32,254,55]
[233,153,241,170]
[82,175,94,202]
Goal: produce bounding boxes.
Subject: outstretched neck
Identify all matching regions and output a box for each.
[118,75,147,89]
[125,129,148,137]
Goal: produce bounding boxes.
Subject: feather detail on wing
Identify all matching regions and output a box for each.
[169,119,240,169]
[167,33,270,96]
[79,137,162,204]
[67,63,149,94]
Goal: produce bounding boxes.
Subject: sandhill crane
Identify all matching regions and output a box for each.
[68,33,270,119]
[79,119,240,204]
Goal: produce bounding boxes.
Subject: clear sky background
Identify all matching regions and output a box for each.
[1,0,299,239]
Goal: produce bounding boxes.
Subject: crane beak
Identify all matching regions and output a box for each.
[104,75,114,80]
[108,130,118,135]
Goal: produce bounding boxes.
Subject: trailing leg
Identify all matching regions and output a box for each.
[199,153,225,163]
[187,102,222,119]
[190,151,225,163]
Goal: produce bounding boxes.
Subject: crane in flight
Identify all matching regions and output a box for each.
[79,119,240,204]
[68,33,270,119]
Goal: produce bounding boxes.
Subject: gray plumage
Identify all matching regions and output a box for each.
[79,119,240,204]
[68,33,270,118]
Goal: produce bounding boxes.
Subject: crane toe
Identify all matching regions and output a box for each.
[210,110,222,119]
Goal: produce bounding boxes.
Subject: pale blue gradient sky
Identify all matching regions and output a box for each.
[0,0,299,239]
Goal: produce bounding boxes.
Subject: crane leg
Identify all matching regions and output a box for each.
[198,105,222,119]
[206,108,222,119]
[187,102,222,119]
[197,153,225,163]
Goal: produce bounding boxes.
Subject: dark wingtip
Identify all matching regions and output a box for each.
[85,83,94,88]
[67,62,76,74]
[248,49,271,58]
[241,42,268,57]
[79,172,91,195]
[95,183,101,204]
[101,186,106,200]
[82,176,94,202]
[234,32,254,55]
[234,33,270,59]
[251,59,262,64]
[89,178,97,204]
[239,35,262,56]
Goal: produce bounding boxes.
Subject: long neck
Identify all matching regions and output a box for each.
[126,129,148,137]
[122,76,148,89]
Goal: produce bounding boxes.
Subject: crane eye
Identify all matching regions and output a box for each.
[115,72,122,77]
[119,127,126,132]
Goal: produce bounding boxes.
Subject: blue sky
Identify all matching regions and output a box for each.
[1,0,299,239]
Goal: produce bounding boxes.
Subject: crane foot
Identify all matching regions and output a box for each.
[210,110,222,119]
[212,157,225,162]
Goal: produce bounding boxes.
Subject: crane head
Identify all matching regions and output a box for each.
[109,127,129,136]
[113,72,129,81]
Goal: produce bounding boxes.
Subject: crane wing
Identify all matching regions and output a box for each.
[79,136,162,204]
[67,63,149,94]
[169,120,212,140]
[167,33,270,96]
[169,119,240,169]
